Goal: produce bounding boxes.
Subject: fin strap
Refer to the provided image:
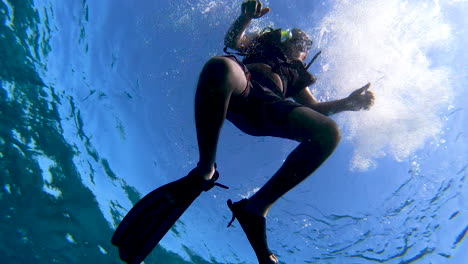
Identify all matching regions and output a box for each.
[201,165,229,191]
[227,199,237,227]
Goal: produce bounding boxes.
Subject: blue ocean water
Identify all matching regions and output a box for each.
[0,0,467,263]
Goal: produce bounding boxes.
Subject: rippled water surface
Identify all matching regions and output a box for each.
[0,0,466,263]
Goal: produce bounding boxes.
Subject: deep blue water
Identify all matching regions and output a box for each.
[1,0,467,263]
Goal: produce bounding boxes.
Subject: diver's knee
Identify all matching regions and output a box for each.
[304,119,341,152]
[205,56,229,66]
[199,56,246,95]
[199,57,234,85]
[202,57,232,75]
[196,57,232,94]
[326,119,341,146]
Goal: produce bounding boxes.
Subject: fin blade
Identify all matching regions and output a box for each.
[111,177,201,264]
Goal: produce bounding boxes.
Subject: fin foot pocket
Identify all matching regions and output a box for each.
[227,199,278,264]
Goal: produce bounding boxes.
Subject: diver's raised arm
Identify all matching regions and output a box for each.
[224,0,270,51]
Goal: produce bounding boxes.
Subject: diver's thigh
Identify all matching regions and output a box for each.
[221,56,248,96]
[201,56,248,97]
[284,107,340,142]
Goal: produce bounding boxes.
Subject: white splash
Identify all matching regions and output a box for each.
[200,1,217,14]
[240,187,261,199]
[314,0,453,170]
[449,0,468,4]
[170,0,273,30]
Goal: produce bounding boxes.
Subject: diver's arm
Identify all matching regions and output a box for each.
[224,0,270,51]
[293,83,374,116]
[224,15,256,51]
[293,88,349,116]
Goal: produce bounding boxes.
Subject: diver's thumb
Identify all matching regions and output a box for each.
[356,83,371,94]
[260,7,270,17]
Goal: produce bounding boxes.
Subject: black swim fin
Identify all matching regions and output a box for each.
[111,167,228,264]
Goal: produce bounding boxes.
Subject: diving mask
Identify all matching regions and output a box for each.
[281,28,313,53]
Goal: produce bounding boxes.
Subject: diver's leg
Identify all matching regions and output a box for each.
[194,56,247,179]
[228,107,340,264]
[246,106,341,216]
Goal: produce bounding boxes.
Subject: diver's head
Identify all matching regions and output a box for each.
[281,28,312,61]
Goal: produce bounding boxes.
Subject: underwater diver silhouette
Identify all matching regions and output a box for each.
[112,0,375,263]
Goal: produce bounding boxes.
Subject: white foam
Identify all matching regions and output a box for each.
[170,0,273,32]
[313,0,453,171]
[240,187,261,199]
[200,1,217,14]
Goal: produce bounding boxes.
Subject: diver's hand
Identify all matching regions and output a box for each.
[346,83,375,111]
[241,0,270,19]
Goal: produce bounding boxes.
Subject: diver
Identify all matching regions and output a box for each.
[111,1,375,263]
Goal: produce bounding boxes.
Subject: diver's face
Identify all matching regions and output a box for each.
[284,40,308,61]
[297,51,308,61]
